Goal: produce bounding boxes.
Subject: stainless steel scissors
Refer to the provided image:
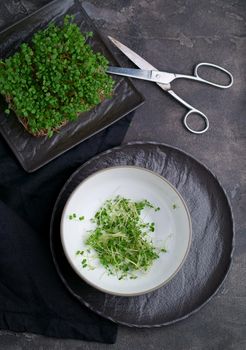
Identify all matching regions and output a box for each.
[107,36,233,134]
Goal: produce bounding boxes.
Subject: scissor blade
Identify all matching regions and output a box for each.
[107,67,152,81]
[108,36,170,90]
[107,67,175,85]
[108,36,157,71]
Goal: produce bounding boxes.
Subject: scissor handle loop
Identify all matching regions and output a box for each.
[194,62,233,89]
[183,109,209,134]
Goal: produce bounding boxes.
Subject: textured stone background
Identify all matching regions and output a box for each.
[0,0,245,349]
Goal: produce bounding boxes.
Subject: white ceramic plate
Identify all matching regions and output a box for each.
[60,166,192,296]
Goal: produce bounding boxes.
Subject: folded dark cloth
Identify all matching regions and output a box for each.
[0,112,134,343]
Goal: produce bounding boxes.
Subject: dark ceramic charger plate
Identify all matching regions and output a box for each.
[0,0,144,172]
[50,142,234,327]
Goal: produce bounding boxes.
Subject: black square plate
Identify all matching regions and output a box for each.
[0,0,144,172]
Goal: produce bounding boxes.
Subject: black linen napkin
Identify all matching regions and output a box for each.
[0,112,134,343]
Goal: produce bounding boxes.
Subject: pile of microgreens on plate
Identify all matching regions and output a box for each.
[76,196,166,280]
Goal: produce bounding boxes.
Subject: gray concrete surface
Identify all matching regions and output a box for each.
[0,0,245,349]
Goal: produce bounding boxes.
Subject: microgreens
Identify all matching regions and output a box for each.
[83,196,166,279]
[0,15,115,137]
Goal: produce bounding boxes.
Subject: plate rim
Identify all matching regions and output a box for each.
[50,141,234,327]
[60,165,192,297]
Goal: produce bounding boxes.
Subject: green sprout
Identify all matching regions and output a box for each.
[0,15,115,137]
[83,196,166,279]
